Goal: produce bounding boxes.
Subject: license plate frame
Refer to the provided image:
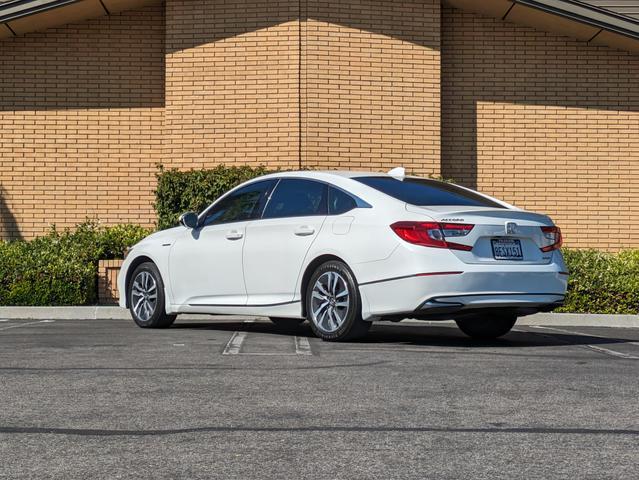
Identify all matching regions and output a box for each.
[491,238,523,261]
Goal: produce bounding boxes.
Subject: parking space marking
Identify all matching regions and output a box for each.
[222,319,256,355]
[223,320,314,356]
[0,319,55,332]
[294,336,312,356]
[584,344,639,360]
[531,326,639,360]
[222,331,247,355]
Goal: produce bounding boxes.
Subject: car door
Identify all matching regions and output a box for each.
[243,178,328,305]
[168,179,276,307]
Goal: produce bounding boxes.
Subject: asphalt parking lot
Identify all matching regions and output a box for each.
[1,317,638,479]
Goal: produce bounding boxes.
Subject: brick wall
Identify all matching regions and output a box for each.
[164,0,301,171]
[163,0,442,175]
[441,6,639,250]
[2,1,639,251]
[0,5,165,238]
[303,0,441,175]
[98,259,123,304]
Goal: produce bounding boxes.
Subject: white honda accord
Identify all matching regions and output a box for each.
[118,169,568,341]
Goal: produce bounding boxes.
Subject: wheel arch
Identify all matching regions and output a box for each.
[299,254,351,318]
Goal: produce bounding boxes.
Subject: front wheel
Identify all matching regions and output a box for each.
[455,314,517,339]
[305,261,370,341]
[128,262,176,328]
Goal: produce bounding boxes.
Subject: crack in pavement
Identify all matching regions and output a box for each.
[1,425,638,437]
[0,360,390,372]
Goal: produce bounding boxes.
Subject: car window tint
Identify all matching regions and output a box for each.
[329,186,357,215]
[354,176,505,208]
[263,179,328,219]
[202,180,275,226]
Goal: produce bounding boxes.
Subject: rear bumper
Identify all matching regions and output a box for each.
[415,293,564,319]
[358,270,567,320]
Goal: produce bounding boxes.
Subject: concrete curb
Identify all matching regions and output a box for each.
[516,313,639,328]
[0,306,229,322]
[0,307,638,328]
[0,306,128,320]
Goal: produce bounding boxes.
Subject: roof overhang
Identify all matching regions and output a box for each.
[2,0,639,56]
[0,0,160,37]
[445,0,639,54]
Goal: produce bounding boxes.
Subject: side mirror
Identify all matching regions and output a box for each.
[179,212,199,229]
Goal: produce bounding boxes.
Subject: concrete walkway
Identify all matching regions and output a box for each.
[0,306,638,327]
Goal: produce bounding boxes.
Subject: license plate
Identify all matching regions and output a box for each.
[491,238,523,260]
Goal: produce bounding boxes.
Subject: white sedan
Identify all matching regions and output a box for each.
[118,169,568,341]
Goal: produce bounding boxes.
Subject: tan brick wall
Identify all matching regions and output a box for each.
[303,0,441,175]
[164,0,301,171]
[98,259,123,304]
[0,5,165,239]
[2,1,639,251]
[441,6,639,250]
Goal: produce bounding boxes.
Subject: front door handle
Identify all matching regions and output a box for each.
[225,230,244,240]
[294,226,315,237]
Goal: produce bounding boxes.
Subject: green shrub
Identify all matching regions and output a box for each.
[154,164,273,230]
[559,249,639,314]
[95,223,151,259]
[0,222,149,306]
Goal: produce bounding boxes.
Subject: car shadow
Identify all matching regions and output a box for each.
[169,319,636,349]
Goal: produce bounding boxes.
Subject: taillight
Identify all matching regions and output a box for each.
[540,226,562,252]
[391,222,474,251]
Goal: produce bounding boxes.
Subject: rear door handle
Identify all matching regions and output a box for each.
[225,230,244,240]
[294,226,315,237]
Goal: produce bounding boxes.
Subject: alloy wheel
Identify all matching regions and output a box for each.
[310,271,350,333]
[131,271,158,322]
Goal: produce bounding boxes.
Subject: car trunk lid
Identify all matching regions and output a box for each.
[405,205,556,265]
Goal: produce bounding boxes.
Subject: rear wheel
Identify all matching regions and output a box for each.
[128,262,176,328]
[305,261,370,341]
[455,313,517,339]
[269,317,305,328]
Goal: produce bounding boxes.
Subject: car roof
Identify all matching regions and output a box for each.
[258,170,399,181]
[311,170,389,178]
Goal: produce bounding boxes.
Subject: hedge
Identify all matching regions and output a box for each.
[0,222,149,306]
[556,249,639,314]
[154,165,273,230]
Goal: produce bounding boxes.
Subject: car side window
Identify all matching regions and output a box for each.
[328,186,358,215]
[202,180,275,227]
[262,179,328,219]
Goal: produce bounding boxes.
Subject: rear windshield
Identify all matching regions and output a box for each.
[354,176,505,208]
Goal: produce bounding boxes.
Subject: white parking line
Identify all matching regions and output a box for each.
[295,336,313,356]
[0,319,55,332]
[222,331,247,355]
[531,326,639,360]
[223,320,314,356]
[222,319,255,355]
[584,344,639,360]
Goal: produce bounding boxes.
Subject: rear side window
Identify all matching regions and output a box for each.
[328,187,357,215]
[263,179,328,219]
[354,176,505,208]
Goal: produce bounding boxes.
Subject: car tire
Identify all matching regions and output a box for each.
[305,260,370,341]
[128,262,176,329]
[269,317,305,328]
[455,313,517,339]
